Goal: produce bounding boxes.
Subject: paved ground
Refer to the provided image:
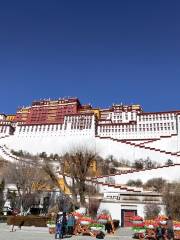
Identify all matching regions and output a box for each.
[0,223,133,240]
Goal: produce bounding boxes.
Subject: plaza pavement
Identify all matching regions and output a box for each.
[0,223,133,240]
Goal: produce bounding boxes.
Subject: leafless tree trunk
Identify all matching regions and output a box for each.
[5,160,51,214]
[43,148,98,208]
[163,182,180,219]
[61,149,98,207]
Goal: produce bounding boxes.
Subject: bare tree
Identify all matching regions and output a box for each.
[127,179,143,187]
[89,198,101,217]
[144,203,161,219]
[163,182,180,219]
[5,161,51,213]
[43,148,98,208]
[133,159,144,170]
[144,178,166,192]
[61,149,98,207]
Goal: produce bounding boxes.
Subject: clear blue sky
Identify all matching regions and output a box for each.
[0,0,179,114]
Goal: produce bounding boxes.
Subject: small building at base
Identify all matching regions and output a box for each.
[98,189,165,227]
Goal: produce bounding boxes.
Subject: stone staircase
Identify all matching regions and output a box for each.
[96,135,180,158]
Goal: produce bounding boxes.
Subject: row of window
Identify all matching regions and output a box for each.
[139,122,174,127]
[99,126,175,133]
[139,114,175,121]
[71,124,92,129]
[18,124,92,132]
[30,109,74,115]
[19,124,63,132]
[99,122,175,130]
[65,116,93,121]
[31,105,75,111]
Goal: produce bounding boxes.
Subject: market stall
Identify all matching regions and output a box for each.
[73,211,115,237]
[130,215,169,239]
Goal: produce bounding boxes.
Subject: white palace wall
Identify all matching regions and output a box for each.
[0,131,179,164]
[0,113,180,164]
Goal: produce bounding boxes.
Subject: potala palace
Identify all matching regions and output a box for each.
[1,97,180,225]
[0,97,180,163]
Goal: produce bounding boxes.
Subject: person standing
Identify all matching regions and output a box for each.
[55,212,63,239]
[167,216,174,240]
[67,213,75,235]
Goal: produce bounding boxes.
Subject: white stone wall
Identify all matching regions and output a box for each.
[144,135,178,152]
[98,200,165,224]
[0,112,180,164]
[97,112,178,140]
[0,132,179,163]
